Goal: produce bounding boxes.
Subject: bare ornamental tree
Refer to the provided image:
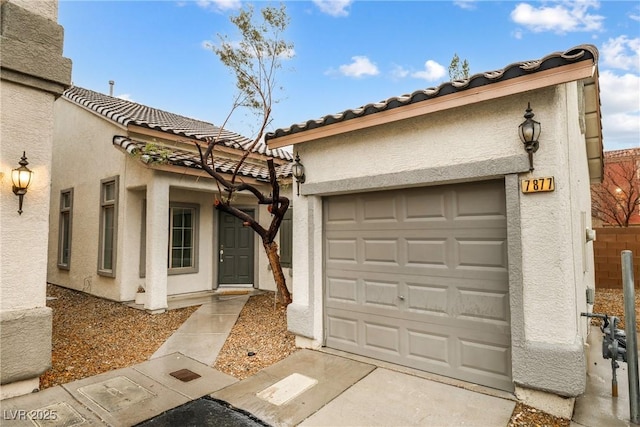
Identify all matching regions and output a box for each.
[197,4,294,304]
[591,153,640,227]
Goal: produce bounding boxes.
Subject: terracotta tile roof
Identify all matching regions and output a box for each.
[63,86,292,162]
[604,148,640,159]
[266,44,599,141]
[113,136,291,181]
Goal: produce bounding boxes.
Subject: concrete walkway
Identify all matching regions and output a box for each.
[2,295,637,426]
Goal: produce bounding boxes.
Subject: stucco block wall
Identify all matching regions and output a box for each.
[1,0,71,398]
[594,227,640,288]
[1,82,54,311]
[289,83,594,396]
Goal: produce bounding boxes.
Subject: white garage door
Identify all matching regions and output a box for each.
[324,180,512,391]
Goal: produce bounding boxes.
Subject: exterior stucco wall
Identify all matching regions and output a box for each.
[289,84,594,396]
[48,99,127,301]
[0,0,70,398]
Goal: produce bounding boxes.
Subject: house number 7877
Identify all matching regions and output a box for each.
[521,177,555,193]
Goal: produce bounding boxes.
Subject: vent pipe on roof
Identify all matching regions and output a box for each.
[109,80,114,96]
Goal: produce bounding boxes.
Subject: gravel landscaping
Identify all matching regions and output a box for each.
[213,292,298,380]
[41,284,636,426]
[40,284,198,389]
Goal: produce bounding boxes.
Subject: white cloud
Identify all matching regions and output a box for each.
[196,0,242,12]
[412,60,446,81]
[453,0,476,10]
[510,1,604,34]
[313,0,353,17]
[338,56,379,78]
[602,36,640,72]
[630,5,640,22]
[599,70,640,149]
[391,65,410,80]
[116,94,134,102]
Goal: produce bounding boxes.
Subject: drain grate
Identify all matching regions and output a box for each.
[170,369,201,382]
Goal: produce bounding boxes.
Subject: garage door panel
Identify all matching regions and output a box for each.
[459,338,511,377]
[406,282,448,315]
[456,239,508,270]
[457,288,509,323]
[363,279,399,308]
[405,238,448,266]
[326,315,358,345]
[407,329,450,365]
[363,238,400,264]
[404,191,447,220]
[324,180,512,392]
[363,196,398,222]
[326,277,358,303]
[455,183,507,217]
[363,322,400,354]
[326,198,357,223]
[326,238,358,263]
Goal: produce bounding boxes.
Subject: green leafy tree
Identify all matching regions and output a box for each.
[448,53,470,81]
[198,4,294,304]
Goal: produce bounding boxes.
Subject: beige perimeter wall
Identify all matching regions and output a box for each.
[593,227,640,288]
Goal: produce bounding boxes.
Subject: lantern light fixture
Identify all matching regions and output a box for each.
[11,151,33,215]
[291,152,305,196]
[518,102,542,172]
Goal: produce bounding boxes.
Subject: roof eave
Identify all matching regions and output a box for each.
[127,124,290,165]
[267,60,596,149]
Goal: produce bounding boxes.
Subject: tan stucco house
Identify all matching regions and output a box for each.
[1,0,71,399]
[266,45,603,398]
[48,86,293,312]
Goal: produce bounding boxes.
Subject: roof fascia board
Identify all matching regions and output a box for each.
[267,61,595,149]
[127,124,287,164]
[149,163,267,186]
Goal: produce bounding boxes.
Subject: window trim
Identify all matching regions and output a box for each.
[168,203,199,275]
[98,176,119,277]
[57,188,74,270]
[139,200,146,278]
[279,208,292,268]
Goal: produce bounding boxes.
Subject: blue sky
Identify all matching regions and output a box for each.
[59,1,639,150]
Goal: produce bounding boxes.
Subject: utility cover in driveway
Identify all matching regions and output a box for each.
[324,180,512,391]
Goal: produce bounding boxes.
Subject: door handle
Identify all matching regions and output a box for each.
[219,245,224,263]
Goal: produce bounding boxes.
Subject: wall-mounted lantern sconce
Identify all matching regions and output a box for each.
[518,102,541,172]
[11,151,33,215]
[291,153,306,196]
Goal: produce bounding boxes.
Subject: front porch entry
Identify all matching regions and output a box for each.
[218,210,255,286]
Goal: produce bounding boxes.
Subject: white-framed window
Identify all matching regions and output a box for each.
[168,204,199,274]
[98,176,118,277]
[58,188,73,269]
